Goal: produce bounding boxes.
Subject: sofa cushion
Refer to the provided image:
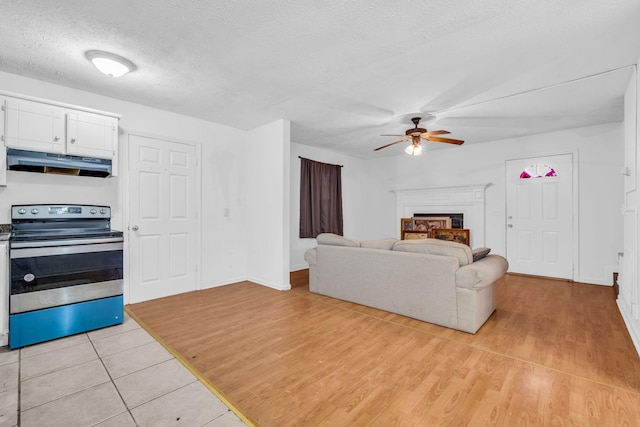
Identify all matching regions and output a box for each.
[392,238,473,266]
[304,248,317,265]
[317,233,360,247]
[456,254,509,289]
[361,238,397,250]
[472,247,491,262]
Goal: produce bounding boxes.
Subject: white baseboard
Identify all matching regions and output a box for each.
[617,299,640,358]
[576,266,617,286]
[246,276,291,291]
[201,276,291,291]
[575,276,611,286]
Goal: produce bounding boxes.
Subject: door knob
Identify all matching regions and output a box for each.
[507,224,513,228]
[131,225,139,231]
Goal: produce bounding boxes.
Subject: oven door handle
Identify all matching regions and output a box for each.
[10,237,124,249]
[10,241,123,259]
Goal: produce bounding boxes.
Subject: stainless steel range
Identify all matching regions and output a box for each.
[9,204,124,349]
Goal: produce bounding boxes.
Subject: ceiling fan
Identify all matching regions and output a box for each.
[374,116,464,156]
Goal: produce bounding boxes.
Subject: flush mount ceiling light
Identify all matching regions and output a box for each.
[85,50,136,77]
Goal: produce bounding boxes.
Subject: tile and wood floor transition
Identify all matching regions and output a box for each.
[0,312,249,427]
[2,272,640,426]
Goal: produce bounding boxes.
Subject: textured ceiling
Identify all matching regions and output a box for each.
[0,1,639,158]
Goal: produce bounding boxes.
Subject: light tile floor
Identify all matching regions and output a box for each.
[0,314,249,427]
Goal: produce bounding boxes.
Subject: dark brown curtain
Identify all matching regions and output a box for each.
[299,157,343,238]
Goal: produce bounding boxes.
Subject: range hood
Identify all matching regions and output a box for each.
[7,148,112,177]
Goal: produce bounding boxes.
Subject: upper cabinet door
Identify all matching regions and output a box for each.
[4,98,65,153]
[66,111,118,159]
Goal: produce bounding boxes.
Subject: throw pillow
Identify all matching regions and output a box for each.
[472,247,491,262]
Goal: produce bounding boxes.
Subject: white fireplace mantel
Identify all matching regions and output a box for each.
[393,184,490,247]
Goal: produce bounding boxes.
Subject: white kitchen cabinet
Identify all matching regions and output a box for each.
[66,112,118,159]
[3,97,65,153]
[0,241,8,347]
[0,92,120,176]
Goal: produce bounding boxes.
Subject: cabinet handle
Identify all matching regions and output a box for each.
[54,136,60,142]
[70,138,76,144]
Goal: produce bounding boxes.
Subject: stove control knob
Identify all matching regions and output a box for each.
[31,208,39,214]
[90,209,97,215]
[100,208,107,215]
[18,208,26,215]
[24,273,36,283]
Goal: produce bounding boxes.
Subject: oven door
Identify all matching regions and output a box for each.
[10,238,123,314]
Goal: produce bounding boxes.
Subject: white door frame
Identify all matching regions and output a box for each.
[121,130,202,304]
[504,151,579,281]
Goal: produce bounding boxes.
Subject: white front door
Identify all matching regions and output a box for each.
[128,134,199,303]
[505,154,574,279]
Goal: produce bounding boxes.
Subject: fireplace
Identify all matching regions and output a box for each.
[393,184,489,247]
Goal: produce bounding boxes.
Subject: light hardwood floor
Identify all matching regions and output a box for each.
[127,275,640,426]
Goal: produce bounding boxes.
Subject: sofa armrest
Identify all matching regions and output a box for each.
[304,248,317,266]
[455,254,508,290]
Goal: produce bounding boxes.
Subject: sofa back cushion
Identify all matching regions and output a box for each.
[317,233,360,247]
[392,238,473,266]
[360,238,397,250]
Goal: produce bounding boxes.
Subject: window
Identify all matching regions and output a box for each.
[299,157,343,238]
[520,164,557,179]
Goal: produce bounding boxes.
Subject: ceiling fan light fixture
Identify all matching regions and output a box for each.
[405,144,422,156]
[374,116,463,154]
[85,50,136,77]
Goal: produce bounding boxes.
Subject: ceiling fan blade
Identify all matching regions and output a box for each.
[420,130,450,137]
[380,134,407,137]
[374,140,406,151]
[426,136,464,145]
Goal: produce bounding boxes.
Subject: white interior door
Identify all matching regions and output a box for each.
[506,154,574,279]
[128,134,199,303]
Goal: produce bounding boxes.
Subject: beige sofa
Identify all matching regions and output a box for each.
[304,233,508,334]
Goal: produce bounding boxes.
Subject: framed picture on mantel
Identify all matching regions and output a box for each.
[412,217,451,233]
[414,213,464,229]
[431,228,470,246]
[403,230,430,240]
[400,218,413,239]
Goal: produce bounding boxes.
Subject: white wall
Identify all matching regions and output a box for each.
[289,142,368,271]
[200,128,249,288]
[0,70,251,290]
[619,64,640,356]
[246,120,291,290]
